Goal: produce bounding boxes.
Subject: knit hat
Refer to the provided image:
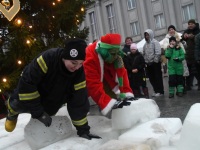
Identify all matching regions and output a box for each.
[168,25,176,31]
[188,19,196,24]
[130,43,137,50]
[169,36,176,43]
[101,33,121,45]
[62,38,87,60]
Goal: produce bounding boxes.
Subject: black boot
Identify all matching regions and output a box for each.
[142,87,149,99]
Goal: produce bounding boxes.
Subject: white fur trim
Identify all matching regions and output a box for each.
[112,86,120,94]
[97,53,104,82]
[125,92,134,97]
[101,99,117,115]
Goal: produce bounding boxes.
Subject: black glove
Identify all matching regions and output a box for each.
[112,100,131,109]
[173,58,179,62]
[80,133,102,140]
[37,112,52,127]
[126,97,138,101]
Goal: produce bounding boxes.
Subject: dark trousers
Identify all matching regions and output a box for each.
[146,62,164,94]
[186,63,199,87]
[195,62,200,86]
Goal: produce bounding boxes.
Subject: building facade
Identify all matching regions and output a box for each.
[82,0,200,44]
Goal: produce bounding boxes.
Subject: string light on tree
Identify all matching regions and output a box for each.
[2,78,7,82]
[52,2,55,5]
[81,7,84,12]
[26,39,30,44]
[17,60,22,65]
[15,18,22,26]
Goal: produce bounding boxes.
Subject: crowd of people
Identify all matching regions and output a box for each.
[122,19,200,99]
[0,19,200,142]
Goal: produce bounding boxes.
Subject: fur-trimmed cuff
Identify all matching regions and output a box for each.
[125,92,134,97]
[112,85,120,95]
[101,99,117,116]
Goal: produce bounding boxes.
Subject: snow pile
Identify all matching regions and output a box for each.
[24,116,73,150]
[112,98,160,129]
[1,100,200,150]
[119,118,182,149]
[177,103,200,150]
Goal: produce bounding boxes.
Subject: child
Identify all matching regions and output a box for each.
[165,36,185,98]
[126,43,149,98]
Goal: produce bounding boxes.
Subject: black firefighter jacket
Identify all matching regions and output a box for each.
[11,48,90,135]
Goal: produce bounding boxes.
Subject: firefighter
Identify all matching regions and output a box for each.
[5,38,101,140]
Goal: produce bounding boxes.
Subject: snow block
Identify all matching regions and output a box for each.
[24,116,73,150]
[112,98,160,129]
[177,103,200,150]
[119,118,182,149]
[98,140,151,150]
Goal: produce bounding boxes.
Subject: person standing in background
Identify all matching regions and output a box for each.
[126,43,149,98]
[165,37,185,98]
[182,19,200,90]
[195,32,200,90]
[161,25,189,94]
[143,29,164,97]
[122,37,133,55]
[122,37,133,72]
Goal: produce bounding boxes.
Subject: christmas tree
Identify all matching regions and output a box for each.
[0,0,93,93]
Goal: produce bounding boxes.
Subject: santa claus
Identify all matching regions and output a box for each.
[84,33,135,116]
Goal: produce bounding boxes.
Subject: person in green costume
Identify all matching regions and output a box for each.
[165,36,185,98]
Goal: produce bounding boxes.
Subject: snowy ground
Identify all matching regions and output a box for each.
[0,99,199,150]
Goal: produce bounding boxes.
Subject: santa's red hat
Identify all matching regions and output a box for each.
[101,33,121,45]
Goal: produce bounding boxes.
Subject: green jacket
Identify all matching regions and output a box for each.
[165,46,185,75]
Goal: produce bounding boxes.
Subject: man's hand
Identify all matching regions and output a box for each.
[126,97,138,101]
[112,100,131,109]
[37,112,52,127]
[80,133,102,140]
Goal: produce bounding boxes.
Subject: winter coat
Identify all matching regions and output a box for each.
[125,51,146,85]
[182,23,200,64]
[10,48,90,134]
[122,44,131,54]
[143,29,162,64]
[195,32,200,61]
[161,32,185,53]
[161,32,189,76]
[165,46,185,75]
[83,42,133,115]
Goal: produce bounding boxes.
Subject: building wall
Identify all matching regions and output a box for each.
[83,0,199,44]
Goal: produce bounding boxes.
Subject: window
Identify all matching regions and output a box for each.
[106,4,117,33]
[130,21,140,36]
[154,14,165,29]
[89,11,98,40]
[127,0,136,10]
[182,4,196,22]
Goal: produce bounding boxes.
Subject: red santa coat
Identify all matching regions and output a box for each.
[84,42,134,115]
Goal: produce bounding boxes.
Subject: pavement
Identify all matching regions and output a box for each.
[148,76,200,122]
